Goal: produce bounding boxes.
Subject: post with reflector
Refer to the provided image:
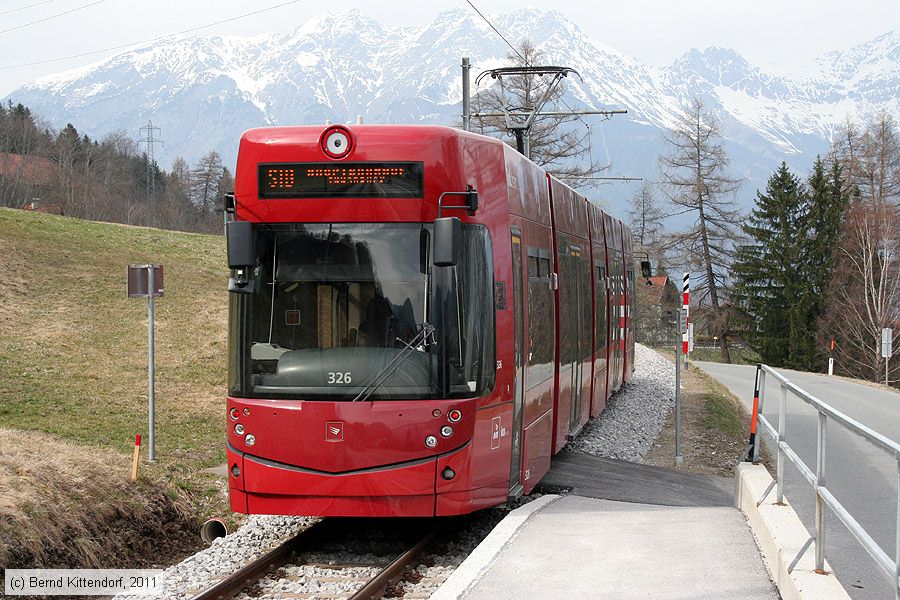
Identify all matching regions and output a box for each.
[675,308,685,465]
[828,337,835,376]
[131,434,142,481]
[682,273,690,371]
[745,365,762,462]
[883,328,893,387]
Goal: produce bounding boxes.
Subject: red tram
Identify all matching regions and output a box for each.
[224,125,635,517]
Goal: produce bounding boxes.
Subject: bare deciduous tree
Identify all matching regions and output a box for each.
[191,151,223,215]
[829,200,900,382]
[628,182,664,256]
[659,98,742,362]
[823,113,900,384]
[53,124,83,217]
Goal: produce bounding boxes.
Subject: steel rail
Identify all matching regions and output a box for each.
[349,531,436,600]
[188,519,331,600]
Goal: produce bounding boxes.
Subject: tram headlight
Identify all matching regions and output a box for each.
[234,423,245,436]
[229,408,239,421]
[424,435,438,448]
[441,426,453,438]
[245,434,256,446]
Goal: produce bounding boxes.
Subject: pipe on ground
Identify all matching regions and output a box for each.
[201,518,228,544]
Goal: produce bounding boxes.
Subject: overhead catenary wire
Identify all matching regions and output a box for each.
[0,0,58,17]
[463,0,524,63]
[0,0,300,70]
[0,0,105,35]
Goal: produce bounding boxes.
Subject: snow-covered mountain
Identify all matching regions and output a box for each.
[4,8,898,217]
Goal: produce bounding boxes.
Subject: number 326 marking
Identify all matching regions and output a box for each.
[328,372,352,384]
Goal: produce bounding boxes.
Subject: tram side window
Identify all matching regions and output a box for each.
[457,225,496,394]
[556,239,577,367]
[594,266,607,353]
[579,255,591,361]
[626,270,634,311]
[526,246,553,389]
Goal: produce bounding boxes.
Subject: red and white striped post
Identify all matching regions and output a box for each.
[682,273,690,369]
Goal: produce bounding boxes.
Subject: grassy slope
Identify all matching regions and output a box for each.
[0,208,228,511]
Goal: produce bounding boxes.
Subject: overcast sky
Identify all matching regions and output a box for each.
[1,0,898,97]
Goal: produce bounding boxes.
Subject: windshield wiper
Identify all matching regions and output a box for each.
[352,323,436,402]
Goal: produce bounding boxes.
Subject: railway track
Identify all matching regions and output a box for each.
[189,519,436,600]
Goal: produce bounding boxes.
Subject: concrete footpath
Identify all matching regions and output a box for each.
[432,453,787,600]
[434,494,777,600]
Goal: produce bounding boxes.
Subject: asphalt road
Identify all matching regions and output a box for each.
[695,361,900,600]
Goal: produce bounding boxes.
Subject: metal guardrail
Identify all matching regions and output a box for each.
[747,363,900,599]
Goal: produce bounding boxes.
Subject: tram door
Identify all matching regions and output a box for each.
[509,229,526,495]
[567,245,586,433]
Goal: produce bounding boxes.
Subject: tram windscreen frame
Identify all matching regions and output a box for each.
[227,222,495,400]
[258,162,424,199]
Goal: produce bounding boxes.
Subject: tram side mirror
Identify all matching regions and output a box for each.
[434,217,461,267]
[227,221,256,294]
[227,221,255,269]
[640,260,652,279]
[223,192,236,214]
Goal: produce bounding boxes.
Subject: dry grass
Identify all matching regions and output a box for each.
[644,354,752,477]
[0,208,233,568]
[0,428,198,570]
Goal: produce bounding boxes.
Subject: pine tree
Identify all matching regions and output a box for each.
[796,158,849,369]
[732,163,805,365]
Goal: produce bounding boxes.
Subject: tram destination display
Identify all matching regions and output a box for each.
[259,162,424,199]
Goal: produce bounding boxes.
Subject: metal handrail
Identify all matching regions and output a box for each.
[747,363,900,599]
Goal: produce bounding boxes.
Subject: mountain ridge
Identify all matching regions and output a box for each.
[4,8,898,215]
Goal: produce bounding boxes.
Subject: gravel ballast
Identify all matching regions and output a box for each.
[565,343,675,462]
[119,343,674,599]
[115,515,315,600]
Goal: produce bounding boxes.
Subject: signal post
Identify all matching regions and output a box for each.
[127,264,163,461]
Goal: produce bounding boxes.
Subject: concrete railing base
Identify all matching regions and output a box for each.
[735,462,850,600]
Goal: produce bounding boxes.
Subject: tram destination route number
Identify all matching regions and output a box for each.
[258,162,424,199]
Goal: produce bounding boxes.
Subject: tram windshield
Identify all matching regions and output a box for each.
[228,223,494,400]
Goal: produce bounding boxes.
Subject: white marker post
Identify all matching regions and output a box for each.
[127,264,164,461]
[682,273,690,371]
[828,337,835,376]
[883,328,893,387]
